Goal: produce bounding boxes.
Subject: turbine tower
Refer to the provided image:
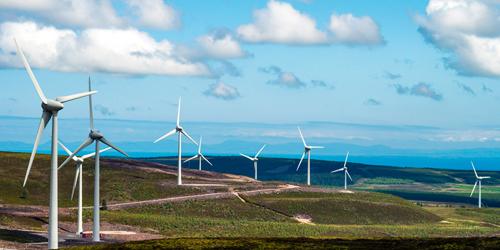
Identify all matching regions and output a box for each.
[59,78,127,242]
[296,127,324,186]
[154,97,198,185]
[15,40,97,249]
[58,141,110,235]
[240,144,266,180]
[331,152,353,190]
[184,136,213,170]
[470,161,491,208]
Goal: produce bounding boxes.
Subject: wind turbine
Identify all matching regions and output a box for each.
[59,77,128,242]
[15,40,97,249]
[470,161,491,208]
[58,141,110,235]
[154,97,198,185]
[240,144,266,180]
[296,127,324,186]
[331,152,352,190]
[184,136,212,171]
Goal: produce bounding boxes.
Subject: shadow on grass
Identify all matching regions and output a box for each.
[0,228,47,243]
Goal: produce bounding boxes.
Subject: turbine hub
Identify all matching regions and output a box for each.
[89,130,103,140]
[176,126,183,132]
[41,99,64,112]
[76,158,84,163]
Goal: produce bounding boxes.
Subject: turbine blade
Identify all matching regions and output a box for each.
[184,155,198,163]
[55,91,97,103]
[59,137,93,170]
[198,136,202,154]
[470,181,478,197]
[344,152,350,168]
[181,130,198,145]
[177,97,181,127]
[240,153,254,161]
[88,77,94,130]
[470,161,479,178]
[154,129,176,143]
[297,127,307,147]
[201,154,213,166]
[14,39,47,104]
[254,144,266,158]
[296,151,305,171]
[58,140,74,157]
[309,146,324,149]
[346,170,353,181]
[71,166,80,201]
[330,168,344,173]
[81,147,111,160]
[99,137,128,157]
[23,111,51,187]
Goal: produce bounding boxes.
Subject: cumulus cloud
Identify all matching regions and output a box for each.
[329,13,384,45]
[456,82,475,95]
[393,82,443,101]
[197,30,247,59]
[203,82,241,100]
[383,71,401,80]
[126,0,180,30]
[94,104,115,116]
[0,0,123,28]
[416,0,500,77]
[364,98,382,106]
[0,21,209,76]
[260,66,306,88]
[237,1,383,46]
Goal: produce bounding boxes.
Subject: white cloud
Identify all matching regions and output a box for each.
[260,66,306,88]
[197,32,247,59]
[236,0,327,44]
[0,21,209,76]
[126,0,180,30]
[203,82,241,100]
[417,0,500,77]
[0,0,123,28]
[329,14,383,45]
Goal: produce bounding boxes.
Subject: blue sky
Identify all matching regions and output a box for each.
[1,0,500,162]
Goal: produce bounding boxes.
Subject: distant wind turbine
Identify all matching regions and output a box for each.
[59,77,128,242]
[184,136,213,170]
[15,39,97,249]
[296,127,324,186]
[58,141,110,235]
[240,144,266,180]
[331,152,352,190]
[470,161,491,208]
[154,97,198,185]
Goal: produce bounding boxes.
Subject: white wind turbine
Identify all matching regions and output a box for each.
[296,127,324,186]
[184,136,213,171]
[58,141,110,235]
[240,144,266,180]
[331,152,352,190]
[15,40,97,249]
[470,161,491,208]
[59,77,128,242]
[154,97,198,185]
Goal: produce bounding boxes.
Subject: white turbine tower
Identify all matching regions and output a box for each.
[296,127,324,186]
[470,161,491,208]
[58,141,110,235]
[240,144,266,180]
[154,97,198,185]
[184,137,213,171]
[15,40,97,249]
[331,152,353,190]
[59,78,128,242]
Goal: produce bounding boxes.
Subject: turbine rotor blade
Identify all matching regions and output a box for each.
[23,111,51,187]
[240,153,254,161]
[71,166,80,200]
[330,168,344,173]
[154,128,176,143]
[14,39,47,104]
[181,130,198,145]
[58,140,74,158]
[184,155,198,163]
[99,137,128,157]
[346,170,353,181]
[81,147,111,160]
[59,137,93,170]
[198,136,202,154]
[343,152,350,168]
[255,144,266,158]
[470,161,479,178]
[55,91,97,103]
[470,181,478,197]
[296,151,305,171]
[177,97,181,127]
[201,154,213,166]
[297,127,307,147]
[309,146,324,149]
[88,77,94,130]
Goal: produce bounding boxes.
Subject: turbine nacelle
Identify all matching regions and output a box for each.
[176,126,183,132]
[41,100,64,112]
[89,130,104,140]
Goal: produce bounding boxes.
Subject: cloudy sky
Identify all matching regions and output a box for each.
[1,0,500,153]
